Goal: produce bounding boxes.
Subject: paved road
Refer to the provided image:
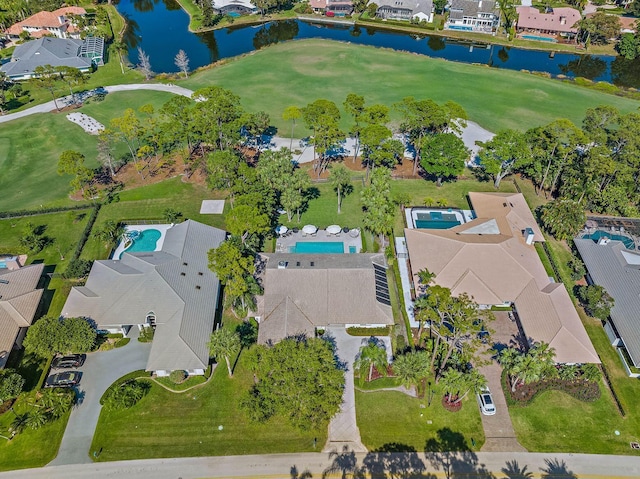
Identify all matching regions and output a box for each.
[49,328,151,466]
[4,451,640,478]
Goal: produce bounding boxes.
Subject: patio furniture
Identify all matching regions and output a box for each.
[275,225,288,236]
[348,228,360,238]
[326,225,342,235]
[292,227,299,233]
[342,226,350,233]
[303,224,318,235]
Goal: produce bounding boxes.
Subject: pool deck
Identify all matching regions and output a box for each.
[404,207,474,229]
[275,229,362,254]
[111,224,172,260]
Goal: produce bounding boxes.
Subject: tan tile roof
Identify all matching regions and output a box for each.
[405,192,599,363]
[0,264,45,369]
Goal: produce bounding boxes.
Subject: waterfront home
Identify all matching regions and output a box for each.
[516,6,581,39]
[374,0,434,23]
[4,6,86,41]
[445,0,499,33]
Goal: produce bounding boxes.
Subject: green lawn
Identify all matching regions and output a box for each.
[0,398,70,471]
[356,389,485,452]
[182,39,640,135]
[90,352,326,461]
[0,90,177,212]
[508,381,638,454]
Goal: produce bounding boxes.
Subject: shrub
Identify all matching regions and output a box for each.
[63,258,93,279]
[169,370,187,384]
[114,338,130,348]
[346,326,391,336]
[138,326,154,343]
[102,380,150,410]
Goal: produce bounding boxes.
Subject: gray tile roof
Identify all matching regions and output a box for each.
[375,0,433,16]
[574,238,640,367]
[258,253,393,344]
[449,0,498,18]
[0,37,92,78]
[62,220,226,373]
[0,263,44,369]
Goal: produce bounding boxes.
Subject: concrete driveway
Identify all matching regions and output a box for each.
[322,327,392,453]
[49,329,151,466]
[478,311,526,452]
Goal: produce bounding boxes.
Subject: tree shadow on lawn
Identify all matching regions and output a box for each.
[425,428,494,479]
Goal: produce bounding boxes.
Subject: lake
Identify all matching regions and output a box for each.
[114,0,640,88]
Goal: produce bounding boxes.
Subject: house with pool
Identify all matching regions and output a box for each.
[401,192,599,364]
[256,253,393,344]
[61,220,226,377]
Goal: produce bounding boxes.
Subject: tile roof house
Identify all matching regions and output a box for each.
[62,220,226,376]
[374,0,434,22]
[445,0,499,33]
[5,7,86,40]
[404,192,599,364]
[257,253,393,344]
[516,6,581,36]
[574,237,640,370]
[0,37,103,80]
[0,263,44,369]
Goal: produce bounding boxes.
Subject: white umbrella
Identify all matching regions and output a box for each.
[302,224,318,235]
[275,225,288,235]
[326,225,342,235]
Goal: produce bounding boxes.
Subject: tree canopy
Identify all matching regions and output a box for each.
[23,316,97,357]
[242,337,344,430]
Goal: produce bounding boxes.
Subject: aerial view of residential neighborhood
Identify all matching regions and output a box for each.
[1,0,640,477]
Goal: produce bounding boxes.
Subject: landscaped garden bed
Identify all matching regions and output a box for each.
[502,370,601,406]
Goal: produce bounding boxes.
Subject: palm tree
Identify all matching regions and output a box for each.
[413,296,432,346]
[329,164,352,214]
[354,340,388,382]
[26,408,48,430]
[10,413,29,435]
[208,328,241,378]
[441,368,487,405]
[392,350,430,390]
[113,41,129,74]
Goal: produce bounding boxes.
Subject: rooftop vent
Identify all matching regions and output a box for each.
[310,261,315,267]
[198,272,203,276]
[0,279,8,284]
[180,272,186,276]
[195,285,201,290]
[296,262,301,267]
[278,261,287,269]
[183,262,188,266]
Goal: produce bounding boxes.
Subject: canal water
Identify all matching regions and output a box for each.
[114,0,640,88]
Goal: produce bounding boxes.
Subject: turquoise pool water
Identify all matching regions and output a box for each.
[292,242,344,254]
[522,35,557,43]
[415,211,461,230]
[583,230,635,250]
[0,261,6,269]
[120,229,162,258]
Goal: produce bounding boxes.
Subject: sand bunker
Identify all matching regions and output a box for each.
[66,112,105,135]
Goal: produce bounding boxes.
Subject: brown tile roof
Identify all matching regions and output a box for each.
[405,192,599,363]
[516,6,580,34]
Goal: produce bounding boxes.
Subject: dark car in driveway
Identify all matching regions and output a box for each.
[52,354,85,369]
[45,371,81,388]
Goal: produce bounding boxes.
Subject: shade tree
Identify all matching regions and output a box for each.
[420,133,468,186]
[361,167,395,249]
[478,129,530,188]
[23,316,97,357]
[539,198,586,240]
[498,342,556,392]
[577,284,614,321]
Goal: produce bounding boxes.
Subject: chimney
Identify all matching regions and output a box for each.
[524,227,535,245]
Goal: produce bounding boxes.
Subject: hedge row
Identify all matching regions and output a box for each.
[70,204,101,263]
[346,326,391,336]
[503,371,601,406]
[0,204,91,220]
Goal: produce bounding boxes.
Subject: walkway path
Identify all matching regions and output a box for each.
[4,451,640,478]
[49,328,151,466]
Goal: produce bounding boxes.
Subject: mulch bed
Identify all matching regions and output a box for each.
[442,395,462,412]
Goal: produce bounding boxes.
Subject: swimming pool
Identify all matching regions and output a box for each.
[0,261,6,269]
[120,229,162,258]
[415,211,462,230]
[292,242,345,254]
[583,230,635,250]
[522,35,557,43]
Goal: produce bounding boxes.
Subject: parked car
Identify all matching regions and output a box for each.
[52,354,85,369]
[477,388,496,415]
[45,371,81,388]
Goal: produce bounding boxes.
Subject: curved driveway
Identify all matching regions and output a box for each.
[49,331,151,466]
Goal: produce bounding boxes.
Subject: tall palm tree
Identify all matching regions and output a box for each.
[208,328,241,377]
[441,368,487,404]
[354,340,388,382]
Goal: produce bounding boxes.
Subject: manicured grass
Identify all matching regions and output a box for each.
[153,375,207,391]
[182,39,640,135]
[0,395,70,471]
[508,382,638,454]
[81,178,226,260]
[356,389,485,452]
[0,90,177,212]
[90,353,326,461]
[356,376,402,390]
